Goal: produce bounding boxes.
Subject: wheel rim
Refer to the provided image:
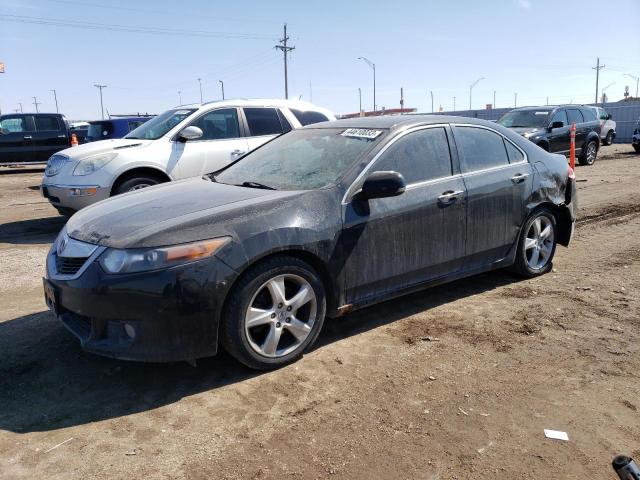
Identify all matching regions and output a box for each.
[244,274,317,358]
[524,216,554,270]
[586,143,597,163]
[128,183,153,191]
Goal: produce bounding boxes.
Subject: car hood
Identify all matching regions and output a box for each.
[66,178,304,249]
[509,127,544,136]
[60,138,153,159]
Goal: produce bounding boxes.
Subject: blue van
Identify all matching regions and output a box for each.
[86,117,152,142]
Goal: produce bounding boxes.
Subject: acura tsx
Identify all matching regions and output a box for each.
[44,116,576,369]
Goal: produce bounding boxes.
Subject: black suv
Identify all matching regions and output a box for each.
[497,106,601,165]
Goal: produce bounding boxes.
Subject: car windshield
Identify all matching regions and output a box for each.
[215,127,386,190]
[497,110,551,128]
[126,108,196,140]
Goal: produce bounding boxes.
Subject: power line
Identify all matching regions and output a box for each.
[275,23,295,99]
[0,14,277,40]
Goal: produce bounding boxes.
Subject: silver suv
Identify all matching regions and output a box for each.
[590,106,616,146]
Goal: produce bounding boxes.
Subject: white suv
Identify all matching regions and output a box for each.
[41,99,335,215]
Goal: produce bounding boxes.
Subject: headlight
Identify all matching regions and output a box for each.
[99,237,231,274]
[72,152,118,176]
[45,154,69,176]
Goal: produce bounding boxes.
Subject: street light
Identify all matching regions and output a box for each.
[358,87,362,114]
[357,57,376,113]
[219,80,225,100]
[624,73,639,98]
[469,77,485,110]
[178,90,182,105]
[601,82,615,104]
[197,78,203,103]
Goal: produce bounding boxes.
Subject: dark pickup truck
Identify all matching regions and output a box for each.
[497,105,602,165]
[0,113,73,165]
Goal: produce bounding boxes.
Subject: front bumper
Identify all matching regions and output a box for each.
[42,183,111,212]
[45,246,237,362]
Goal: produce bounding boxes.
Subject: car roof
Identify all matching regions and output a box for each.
[301,114,497,131]
[174,98,333,115]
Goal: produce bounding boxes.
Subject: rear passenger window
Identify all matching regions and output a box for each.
[456,126,510,173]
[582,108,597,122]
[34,116,59,131]
[504,140,524,163]
[244,108,283,136]
[290,109,329,126]
[0,117,26,133]
[128,121,144,131]
[374,127,452,184]
[567,109,584,125]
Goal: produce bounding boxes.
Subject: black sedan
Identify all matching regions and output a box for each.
[44,116,576,369]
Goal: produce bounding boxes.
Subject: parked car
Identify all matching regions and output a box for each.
[86,117,152,142]
[69,122,90,144]
[44,115,576,369]
[633,118,640,153]
[41,99,335,216]
[589,106,616,145]
[497,105,601,165]
[0,113,73,164]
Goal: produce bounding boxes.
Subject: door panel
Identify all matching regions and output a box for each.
[33,115,67,161]
[342,177,467,303]
[0,115,35,163]
[173,108,249,178]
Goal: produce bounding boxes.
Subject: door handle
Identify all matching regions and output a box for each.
[438,190,464,204]
[23,135,33,140]
[230,149,245,157]
[57,135,67,139]
[511,173,530,184]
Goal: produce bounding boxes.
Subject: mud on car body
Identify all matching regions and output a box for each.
[44,115,576,369]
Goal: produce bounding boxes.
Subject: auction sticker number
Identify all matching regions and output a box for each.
[341,128,383,139]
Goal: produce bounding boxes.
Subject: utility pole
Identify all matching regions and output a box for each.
[197,78,203,103]
[32,96,41,113]
[592,57,605,104]
[624,73,639,98]
[358,57,376,113]
[546,96,549,105]
[493,90,496,109]
[275,23,295,99]
[453,96,456,111]
[93,84,107,119]
[400,87,404,113]
[514,92,517,108]
[309,81,312,102]
[469,77,485,110]
[50,89,59,113]
[178,90,182,104]
[18,102,23,113]
[218,80,225,100]
[430,90,434,113]
[358,87,362,114]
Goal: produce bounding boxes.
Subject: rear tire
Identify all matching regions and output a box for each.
[602,130,614,146]
[578,140,598,166]
[510,208,557,278]
[113,174,165,195]
[221,256,326,370]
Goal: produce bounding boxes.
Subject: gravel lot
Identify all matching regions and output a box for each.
[1,145,639,479]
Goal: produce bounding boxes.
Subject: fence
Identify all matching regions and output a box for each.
[419,100,640,143]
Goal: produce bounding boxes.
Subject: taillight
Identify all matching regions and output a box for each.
[568,166,575,180]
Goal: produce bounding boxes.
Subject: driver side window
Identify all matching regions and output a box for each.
[189,108,240,141]
[550,110,568,127]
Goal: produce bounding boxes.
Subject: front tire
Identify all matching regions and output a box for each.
[114,175,164,195]
[511,209,557,278]
[578,140,598,166]
[221,256,326,370]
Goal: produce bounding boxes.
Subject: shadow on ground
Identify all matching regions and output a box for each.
[0,216,66,244]
[0,269,521,434]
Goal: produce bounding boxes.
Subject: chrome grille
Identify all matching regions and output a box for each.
[45,154,68,176]
[55,255,88,275]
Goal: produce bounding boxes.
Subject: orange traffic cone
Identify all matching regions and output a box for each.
[70,133,78,146]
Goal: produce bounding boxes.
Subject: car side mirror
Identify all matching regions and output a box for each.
[178,126,203,141]
[358,171,406,200]
[550,121,564,130]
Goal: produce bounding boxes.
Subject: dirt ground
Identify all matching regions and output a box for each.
[1,145,639,480]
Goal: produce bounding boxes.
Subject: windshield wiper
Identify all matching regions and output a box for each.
[235,181,277,190]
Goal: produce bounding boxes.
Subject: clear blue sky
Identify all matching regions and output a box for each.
[1,0,639,120]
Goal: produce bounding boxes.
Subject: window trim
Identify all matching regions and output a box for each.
[342,123,452,204]
[451,123,528,175]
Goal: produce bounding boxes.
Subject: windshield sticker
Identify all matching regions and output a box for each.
[341,128,383,139]
[535,111,550,115]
